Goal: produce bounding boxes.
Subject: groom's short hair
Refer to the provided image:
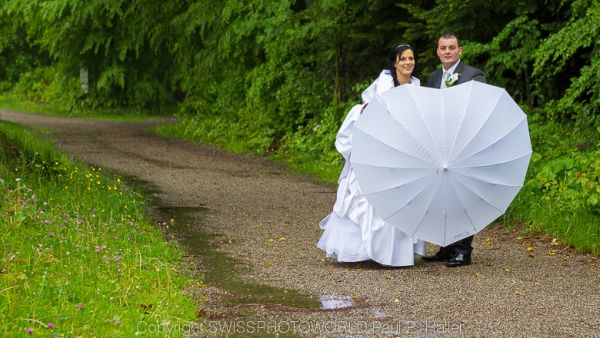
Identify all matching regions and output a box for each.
[440,32,461,46]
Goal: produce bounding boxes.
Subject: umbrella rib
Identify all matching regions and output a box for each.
[368,175,438,213]
[354,167,434,194]
[453,152,532,170]
[393,176,443,239]
[415,90,444,163]
[452,154,530,187]
[382,89,441,165]
[351,128,438,167]
[442,175,447,246]
[450,171,505,213]
[439,90,447,164]
[453,117,529,165]
[447,175,480,235]
[450,87,503,164]
[445,85,471,164]
[378,175,440,235]
[452,170,524,188]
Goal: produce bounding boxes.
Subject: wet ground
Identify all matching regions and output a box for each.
[2,110,600,337]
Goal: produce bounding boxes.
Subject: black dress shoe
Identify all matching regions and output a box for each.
[446,253,471,267]
[422,251,451,262]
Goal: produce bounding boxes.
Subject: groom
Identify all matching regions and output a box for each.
[424,32,486,267]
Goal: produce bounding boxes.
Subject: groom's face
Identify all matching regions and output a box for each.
[437,37,462,69]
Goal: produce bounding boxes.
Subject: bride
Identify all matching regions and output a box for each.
[317,43,425,266]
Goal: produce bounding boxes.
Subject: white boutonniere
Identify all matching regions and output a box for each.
[445,73,460,87]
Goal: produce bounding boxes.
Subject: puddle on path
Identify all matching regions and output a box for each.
[155,206,323,309]
[121,175,354,312]
[318,294,354,310]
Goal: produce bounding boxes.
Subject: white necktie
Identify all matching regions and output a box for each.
[441,71,450,89]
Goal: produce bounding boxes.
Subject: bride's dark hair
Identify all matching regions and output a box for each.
[387,43,420,86]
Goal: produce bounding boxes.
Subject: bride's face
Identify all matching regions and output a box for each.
[395,49,415,77]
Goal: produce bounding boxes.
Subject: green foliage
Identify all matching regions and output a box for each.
[1,0,184,110]
[1,0,600,253]
[0,81,177,121]
[536,152,600,210]
[463,15,541,106]
[533,0,600,124]
[0,121,199,336]
[530,136,600,214]
[506,118,600,253]
[167,0,402,155]
[0,7,42,91]
[397,0,549,75]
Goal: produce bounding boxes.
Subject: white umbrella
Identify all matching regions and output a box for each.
[351,81,532,246]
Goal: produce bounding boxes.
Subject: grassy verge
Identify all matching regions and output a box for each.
[155,118,342,184]
[502,119,600,254]
[0,93,177,121]
[504,197,600,253]
[0,121,200,337]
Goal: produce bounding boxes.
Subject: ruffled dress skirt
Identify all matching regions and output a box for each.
[317,165,424,267]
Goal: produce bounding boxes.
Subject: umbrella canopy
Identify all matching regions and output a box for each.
[351,81,532,246]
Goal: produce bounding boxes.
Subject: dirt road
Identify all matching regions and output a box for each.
[2,110,599,337]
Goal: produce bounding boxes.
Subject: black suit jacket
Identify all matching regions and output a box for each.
[425,61,486,88]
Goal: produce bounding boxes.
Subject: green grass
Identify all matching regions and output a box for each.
[501,119,600,254]
[0,93,177,122]
[506,188,600,254]
[269,152,341,184]
[0,121,201,337]
[155,120,342,185]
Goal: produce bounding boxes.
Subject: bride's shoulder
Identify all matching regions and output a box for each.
[362,69,394,102]
[410,76,421,86]
[377,69,393,80]
[375,69,395,88]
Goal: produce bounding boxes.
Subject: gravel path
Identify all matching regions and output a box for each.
[2,110,599,337]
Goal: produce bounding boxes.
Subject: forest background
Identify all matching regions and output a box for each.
[1,0,599,253]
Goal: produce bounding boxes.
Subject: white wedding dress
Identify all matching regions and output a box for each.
[317,70,425,266]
